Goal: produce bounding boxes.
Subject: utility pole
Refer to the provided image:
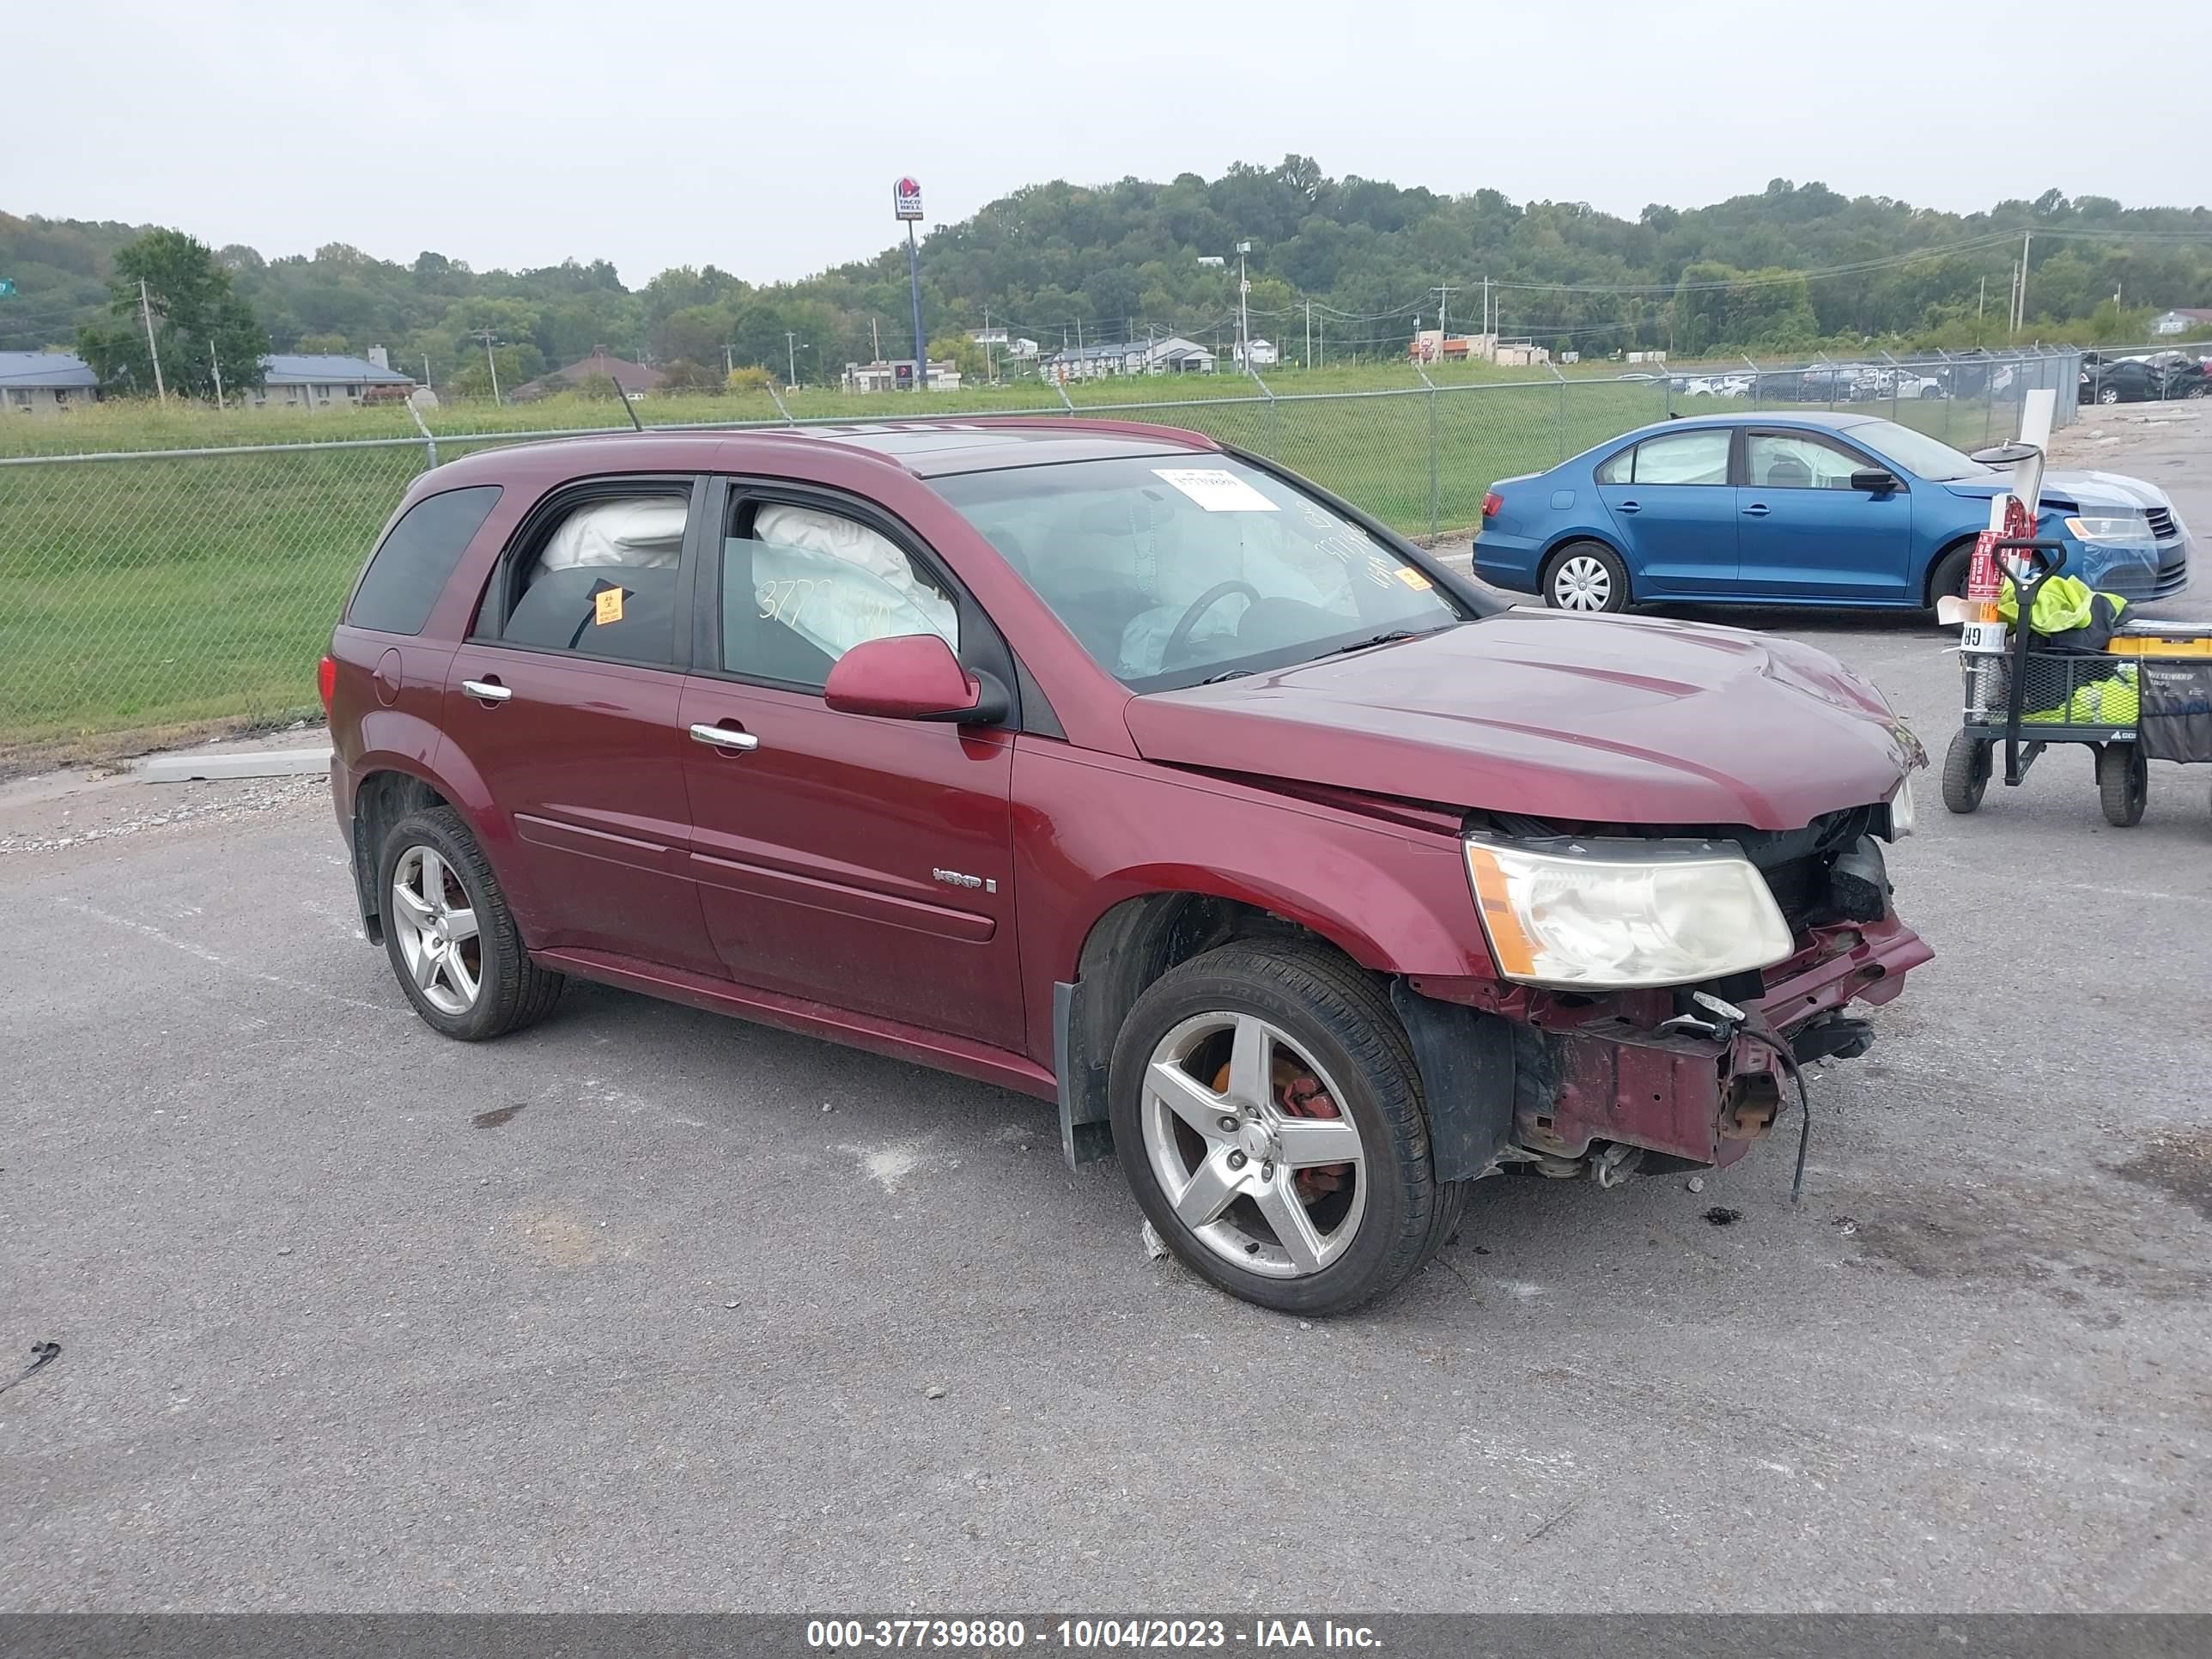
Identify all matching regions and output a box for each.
[786,330,799,387]
[209,340,225,410]
[422,354,433,395]
[872,317,881,361]
[1236,241,1252,369]
[984,306,994,380]
[2016,229,2032,331]
[724,343,733,379]
[1430,284,1461,341]
[1483,275,1492,344]
[1304,299,1312,370]
[471,327,501,404]
[138,278,167,402]
[1319,312,1324,370]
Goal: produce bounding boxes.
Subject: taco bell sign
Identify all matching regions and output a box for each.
[893,177,924,222]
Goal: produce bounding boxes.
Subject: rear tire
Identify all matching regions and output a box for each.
[1941,729,1991,814]
[1541,542,1630,614]
[376,806,564,1039]
[2097,743,2147,828]
[1108,939,1460,1316]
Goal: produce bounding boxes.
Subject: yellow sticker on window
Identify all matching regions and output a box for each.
[593,586,624,625]
[1394,568,1433,591]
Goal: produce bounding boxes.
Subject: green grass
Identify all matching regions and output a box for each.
[0,362,2043,761]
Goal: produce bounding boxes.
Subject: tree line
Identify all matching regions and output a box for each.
[3,160,2208,398]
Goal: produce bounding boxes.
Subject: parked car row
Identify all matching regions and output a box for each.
[2080,350,2209,405]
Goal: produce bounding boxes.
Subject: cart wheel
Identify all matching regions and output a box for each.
[1942,729,1991,814]
[2096,742,2147,828]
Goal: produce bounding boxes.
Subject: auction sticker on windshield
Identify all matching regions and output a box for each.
[1152,468,1280,512]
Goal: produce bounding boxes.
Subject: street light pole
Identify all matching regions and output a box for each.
[787,330,799,387]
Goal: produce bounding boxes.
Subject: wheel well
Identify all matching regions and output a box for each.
[1923,534,1980,606]
[1055,893,1344,1164]
[349,769,451,944]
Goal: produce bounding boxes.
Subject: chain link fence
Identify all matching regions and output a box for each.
[0,348,2086,764]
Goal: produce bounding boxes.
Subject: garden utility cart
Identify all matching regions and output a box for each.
[1942,543,2212,824]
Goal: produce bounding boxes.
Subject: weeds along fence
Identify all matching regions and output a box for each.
[0,348,2084,760]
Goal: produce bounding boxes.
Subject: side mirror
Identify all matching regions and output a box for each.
[1850,468,1899,493]
[822,633,1009,726]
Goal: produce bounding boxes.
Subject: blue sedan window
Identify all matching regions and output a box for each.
[1747,433,1861,489]
[1626,430,1729,485]
[1595,447,1632,484]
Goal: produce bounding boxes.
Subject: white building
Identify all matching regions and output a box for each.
[2151,308,2212,337]
[1235,338,1279,368]
[250,349,416,410]
[0,350,97,414]
[842,358,962,392]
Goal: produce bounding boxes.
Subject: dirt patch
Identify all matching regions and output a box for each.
[496,1205,629,1268]
[1844,1174,2209,1311]
[2114,1127,2212,1222]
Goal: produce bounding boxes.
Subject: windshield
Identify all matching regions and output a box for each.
[1848,419,1992,483]
[932,454,1468,690]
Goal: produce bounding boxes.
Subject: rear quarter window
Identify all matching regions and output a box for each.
[347,485,503,635]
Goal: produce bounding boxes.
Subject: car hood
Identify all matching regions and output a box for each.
[1944,468,2175,514]
[1125,613,1917,831]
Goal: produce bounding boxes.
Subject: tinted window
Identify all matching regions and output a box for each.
[1630,430,1730,485]
[347,485,501,635]
[1747,433,1863,489]
[495,491,687,665]
[720,500,958,690]
[1594,447,1633,484]
[933,454,1462,690]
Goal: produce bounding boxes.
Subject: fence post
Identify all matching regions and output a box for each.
[1880,349,1901,423]
[1427,386,1440,541]
[1982,359,1996,447]
[405,398,437,470]
[1548,361,1568,462]
[1249,365,1278,459]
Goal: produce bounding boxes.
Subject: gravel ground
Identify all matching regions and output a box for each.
[3,408,2209,1613]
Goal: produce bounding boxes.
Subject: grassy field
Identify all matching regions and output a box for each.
[0,360,2051,763]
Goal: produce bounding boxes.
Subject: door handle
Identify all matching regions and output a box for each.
[689,722,760,752]
[461,678,513,702]
[1617,500,1641,514]
[1742,502,1771,517]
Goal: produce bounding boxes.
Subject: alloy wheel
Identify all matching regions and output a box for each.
[1553,554,1613,611]
[1139,1012,1366,1279]
[390,845,482,1016]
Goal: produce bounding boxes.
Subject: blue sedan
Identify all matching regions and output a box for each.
[1474,411,2192,611]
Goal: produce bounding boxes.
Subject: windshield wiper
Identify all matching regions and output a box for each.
[1325,627,1442,658]
[1198,668,1255,684]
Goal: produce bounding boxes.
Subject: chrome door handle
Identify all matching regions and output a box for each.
[462,679,513,702]
[690,723,759,751]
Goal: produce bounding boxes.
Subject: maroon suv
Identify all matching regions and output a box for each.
[324,419,1929,1314]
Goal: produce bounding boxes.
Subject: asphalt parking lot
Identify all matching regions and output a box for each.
[5,405,2210,1613]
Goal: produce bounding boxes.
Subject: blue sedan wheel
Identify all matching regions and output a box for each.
[1543,543,1629,613]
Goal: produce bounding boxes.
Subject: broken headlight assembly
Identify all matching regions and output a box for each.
[1462,834,1796,991]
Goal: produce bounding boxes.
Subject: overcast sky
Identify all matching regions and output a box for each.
[9,1,2205,287]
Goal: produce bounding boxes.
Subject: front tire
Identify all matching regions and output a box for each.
[376,806,564,1039]
[1108,941,1460,1316]
[1942,729,1990,814]
[1927,542,1975,608]
[2097,742,2147,828]
[1542,542,1630,613]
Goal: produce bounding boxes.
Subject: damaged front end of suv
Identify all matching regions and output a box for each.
[1394,788,1928,1193]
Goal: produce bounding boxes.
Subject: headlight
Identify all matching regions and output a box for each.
[1462,836,1796,990]
[2065,515,2154,544]
[1887,775,1915,840]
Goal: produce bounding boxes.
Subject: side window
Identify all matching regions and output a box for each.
[1629,430,1731,485]
[490,489,689,666]
[720,498,959,690]
[347,485,502,635]
[1747,433,1863,489]
[1594,447,1633,484]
